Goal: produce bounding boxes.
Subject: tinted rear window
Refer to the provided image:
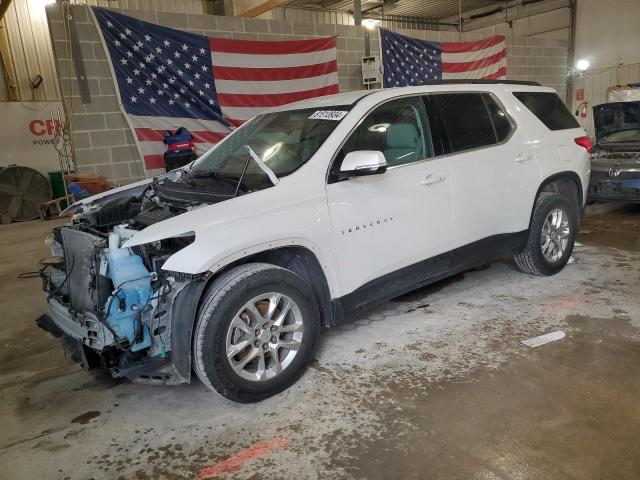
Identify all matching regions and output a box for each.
[431,93,497,152]
[513,92,579,130]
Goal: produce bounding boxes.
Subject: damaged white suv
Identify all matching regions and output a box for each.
[39,82,590,402]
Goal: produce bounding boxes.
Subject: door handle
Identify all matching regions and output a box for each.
[421,174,446,186]
[515,152,532,163]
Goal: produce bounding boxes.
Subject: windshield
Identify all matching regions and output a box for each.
[190,106,350,189]
[594,101,640,144]
[601,128,640,144]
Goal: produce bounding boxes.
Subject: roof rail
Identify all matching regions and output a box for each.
[418,79,542,86]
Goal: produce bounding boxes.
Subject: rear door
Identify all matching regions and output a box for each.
[326,96,452,297]
[513,91,590,203]
[428,92,539,247]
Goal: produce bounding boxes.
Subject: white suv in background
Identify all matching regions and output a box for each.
[40,81,591,402]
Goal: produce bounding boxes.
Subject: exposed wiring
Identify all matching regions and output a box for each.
[112,274,155,292]
[17,256,50,278]
[18,271,42,279]
[48,254,75,301]
[98,295,133,352]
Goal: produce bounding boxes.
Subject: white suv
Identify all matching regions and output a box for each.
[40,82,591,402]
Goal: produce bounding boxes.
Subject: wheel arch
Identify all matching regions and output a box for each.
[238,246,335,326]
[200,245,337,328]
[532,171,584,224]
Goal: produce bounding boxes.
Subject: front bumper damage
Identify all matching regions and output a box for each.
[38,225,209,385]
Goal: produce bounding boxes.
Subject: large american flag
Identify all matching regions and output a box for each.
[92,8,339,171]
[380,29,506,87]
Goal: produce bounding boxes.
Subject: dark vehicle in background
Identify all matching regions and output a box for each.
[588,101,640,203]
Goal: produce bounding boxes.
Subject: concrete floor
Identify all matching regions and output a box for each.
[1,202,639,480]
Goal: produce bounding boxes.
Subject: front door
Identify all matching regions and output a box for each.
[326,96,453,298]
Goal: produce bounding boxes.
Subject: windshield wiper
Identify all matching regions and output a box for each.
[192,171,242,187]
[244,145,280,186]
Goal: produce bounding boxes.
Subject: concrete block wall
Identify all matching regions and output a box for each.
[504,36,569,100]
[47,5,146,182]
[46,3,568,184]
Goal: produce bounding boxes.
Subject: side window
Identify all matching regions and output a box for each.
[483,93,513,142]
[422,95,448,157]
[336,97,433,170]
[431,93,497,152]
[512,91,579,130]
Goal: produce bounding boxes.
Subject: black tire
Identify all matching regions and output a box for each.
[514,192,578,276]
[192,263,320,403]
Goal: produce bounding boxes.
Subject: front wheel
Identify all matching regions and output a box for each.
[514,192,578,276]
[193,263,320,402]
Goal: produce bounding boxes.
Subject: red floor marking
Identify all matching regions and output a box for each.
[545,295,588,314]
[197,437,288,479]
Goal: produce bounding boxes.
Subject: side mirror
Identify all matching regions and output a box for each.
[339,151,388,179]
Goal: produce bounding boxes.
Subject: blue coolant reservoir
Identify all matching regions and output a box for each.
[104,233,152,351]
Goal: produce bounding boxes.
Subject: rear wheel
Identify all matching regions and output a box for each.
[193,263,320,402]
[514,192,577,276]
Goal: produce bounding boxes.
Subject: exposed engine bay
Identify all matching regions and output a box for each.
[588,101,640,203]
[590,148,640,173]
[37,174,237,384]
[588,149,640,203]
[36,106,336,390]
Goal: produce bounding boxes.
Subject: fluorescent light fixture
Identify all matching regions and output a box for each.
[575,59,590,72]
[369,123,390,132]
[262,142,282,162]
[362,19,381,30]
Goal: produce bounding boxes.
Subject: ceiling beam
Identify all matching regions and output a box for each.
[0,19,18,100]
[238,0,290,18]
[0,0,17,100]
[353,0,361,24]
[0,0,14,21]
[460,0,570,32]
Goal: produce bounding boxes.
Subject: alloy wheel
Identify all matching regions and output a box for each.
[225,292,304,382]
[540,207,570,263]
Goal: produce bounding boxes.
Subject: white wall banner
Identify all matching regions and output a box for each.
[0,101,65,176]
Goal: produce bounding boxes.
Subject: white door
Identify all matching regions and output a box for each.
[428,92,539,248]
[326,96,452,297]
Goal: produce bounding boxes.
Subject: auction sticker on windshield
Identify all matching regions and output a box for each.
[309,110,348,121]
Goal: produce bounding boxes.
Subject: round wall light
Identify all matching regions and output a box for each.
[575,59,590,72]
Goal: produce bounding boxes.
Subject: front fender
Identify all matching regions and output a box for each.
[162,236,339,299]
[169,278,209,383]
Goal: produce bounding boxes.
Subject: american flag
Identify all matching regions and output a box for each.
[380,29,507,88]
[92,8,339,172]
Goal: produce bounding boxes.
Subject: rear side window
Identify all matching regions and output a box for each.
[513,91,579,130]
[431,93,497,152]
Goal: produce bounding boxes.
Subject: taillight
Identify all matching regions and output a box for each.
[574,136,592,153]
